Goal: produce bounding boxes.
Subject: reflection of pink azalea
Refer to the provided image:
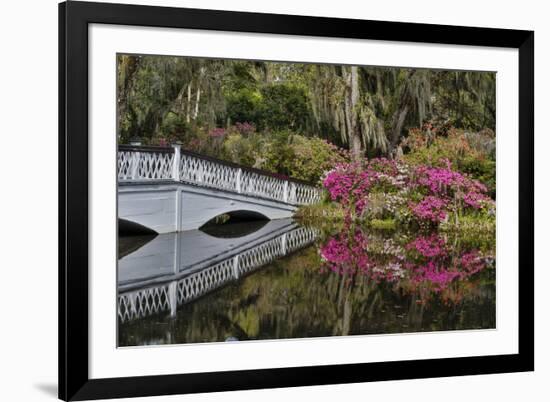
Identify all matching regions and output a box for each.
[320,230,371,275]
[319,230,490,295]
[411,261,461,290]
[406,234,447,258]
[460,251,486,275]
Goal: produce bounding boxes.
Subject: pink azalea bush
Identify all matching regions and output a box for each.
[208,127,227,138]
[322,163,374,216]
[321,157,494,227]
[410,159,493,224]
[410,196,448,223]
[234,122,256,136]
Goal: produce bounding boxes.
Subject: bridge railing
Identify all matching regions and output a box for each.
[118,144,322,205]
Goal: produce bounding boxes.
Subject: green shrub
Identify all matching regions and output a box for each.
[225,88,262,126]
[221,129,348,183]
[400,127,495,197]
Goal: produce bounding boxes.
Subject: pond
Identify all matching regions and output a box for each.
[118,218,495,347]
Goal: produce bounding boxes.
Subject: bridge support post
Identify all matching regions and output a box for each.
[281,233,287,255]
[232,256,240,279]
[130,151,140,180]
[290,182,296,204]
[236,168,242,193]
[283,181,288,203]
[129,292,137,317]
[171,143,181,181]
[168,281,177,319]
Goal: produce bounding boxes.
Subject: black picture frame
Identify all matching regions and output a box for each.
[59,1,534,400]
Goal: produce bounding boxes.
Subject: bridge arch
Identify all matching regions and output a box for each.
[118,182,298,233]
[200,209,269,226]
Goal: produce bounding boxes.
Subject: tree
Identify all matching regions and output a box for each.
[116,55,495,159]
[431,71,496,131]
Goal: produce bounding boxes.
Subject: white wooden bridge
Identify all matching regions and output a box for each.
[117,219,319,322]
[118,144,322,233]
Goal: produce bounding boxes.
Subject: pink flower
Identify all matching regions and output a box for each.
[407,234,447,258]
[320,230,371,275]
[208,127,226,138]
[234,122,256,135]
[410,196,448,223]
[322,163,374,215]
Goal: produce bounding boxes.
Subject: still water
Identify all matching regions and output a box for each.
[118,219,495,347]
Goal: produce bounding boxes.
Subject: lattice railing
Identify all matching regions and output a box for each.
[118,225,319,322]
[118,148,175,181]
[118,145,321,205]
[176,258,235,305]
[179,153,240,192]
[118,284,172,323]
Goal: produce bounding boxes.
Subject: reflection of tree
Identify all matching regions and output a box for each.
[119,229,495,346]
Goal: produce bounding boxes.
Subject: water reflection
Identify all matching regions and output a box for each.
[118,219,318,322]
[118,220,495,347]
[320,229,495,303]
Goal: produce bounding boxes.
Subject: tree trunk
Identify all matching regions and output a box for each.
[193,87,201,120]
[186,83,192,123]
[344,66,363,161]
[390,104,409,151]
[193,66,205,120]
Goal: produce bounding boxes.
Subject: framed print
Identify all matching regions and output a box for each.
[59,1,534,400]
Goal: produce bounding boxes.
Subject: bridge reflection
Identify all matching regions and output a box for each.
[117,219,319,322]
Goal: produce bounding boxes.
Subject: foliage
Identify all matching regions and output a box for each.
[284,136,350,182]
[431,71,496,132]
[294,201,346,223]
[400,126,496,197]
[117,55,496,159]
[224,87,263,127]
[258,84,311,131]
[221,129,349,183]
